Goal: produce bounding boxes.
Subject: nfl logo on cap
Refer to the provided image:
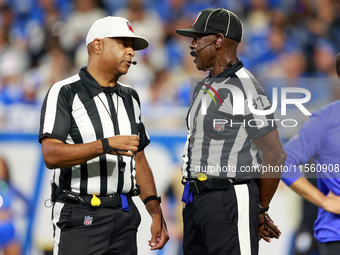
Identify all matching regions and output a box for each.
[84,215,93,226]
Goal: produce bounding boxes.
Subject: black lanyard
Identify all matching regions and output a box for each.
[98,91,125,193]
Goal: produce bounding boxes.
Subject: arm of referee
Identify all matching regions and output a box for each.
[134,150,169,250]
[253,129,286,236]
[41,135,139,169]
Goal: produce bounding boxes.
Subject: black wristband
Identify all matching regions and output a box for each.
[143,195,161,205]
[101,138,111,154]
[259,204,269,214]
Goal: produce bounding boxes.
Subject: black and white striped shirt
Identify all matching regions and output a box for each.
[182,59,277,181]
[39,67,150,195]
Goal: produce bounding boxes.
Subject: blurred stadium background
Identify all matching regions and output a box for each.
[0,0,339,254]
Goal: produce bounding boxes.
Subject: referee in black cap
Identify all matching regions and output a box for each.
[39,16,169,254]
[176,8,286,255]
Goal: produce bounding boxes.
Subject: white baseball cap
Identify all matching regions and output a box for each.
[85,16,149,51]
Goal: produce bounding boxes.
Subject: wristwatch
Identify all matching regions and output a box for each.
[259,204,269,214]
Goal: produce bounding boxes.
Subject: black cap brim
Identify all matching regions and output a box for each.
[132,37,149,51]
[175,28,208,38]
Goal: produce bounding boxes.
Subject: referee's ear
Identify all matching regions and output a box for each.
[90,38,103,55]
[214,33,224,49]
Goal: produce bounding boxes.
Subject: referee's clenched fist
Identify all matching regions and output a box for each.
[107,135,140,156]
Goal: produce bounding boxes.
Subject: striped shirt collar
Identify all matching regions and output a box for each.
[79,67,126,98]
[209,58,243,79]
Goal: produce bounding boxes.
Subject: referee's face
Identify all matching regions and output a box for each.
[100,37,135,77]
[190,34,216,72]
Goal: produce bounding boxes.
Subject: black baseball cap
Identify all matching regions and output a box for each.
[176,8,243,42]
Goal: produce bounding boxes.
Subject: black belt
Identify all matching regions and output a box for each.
[53,185,132,208]
[187,178,251,194]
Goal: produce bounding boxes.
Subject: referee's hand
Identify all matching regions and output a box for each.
[149,213,169,250]
[258,212,265,240]
[108,135,139,156]
[260,213,281,242]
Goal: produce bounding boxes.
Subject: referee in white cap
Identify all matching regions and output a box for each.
[39,16,169,254]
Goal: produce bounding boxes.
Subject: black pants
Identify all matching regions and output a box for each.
[319,241,340,255]
[52,199,141,255]
[183,181,259,255]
